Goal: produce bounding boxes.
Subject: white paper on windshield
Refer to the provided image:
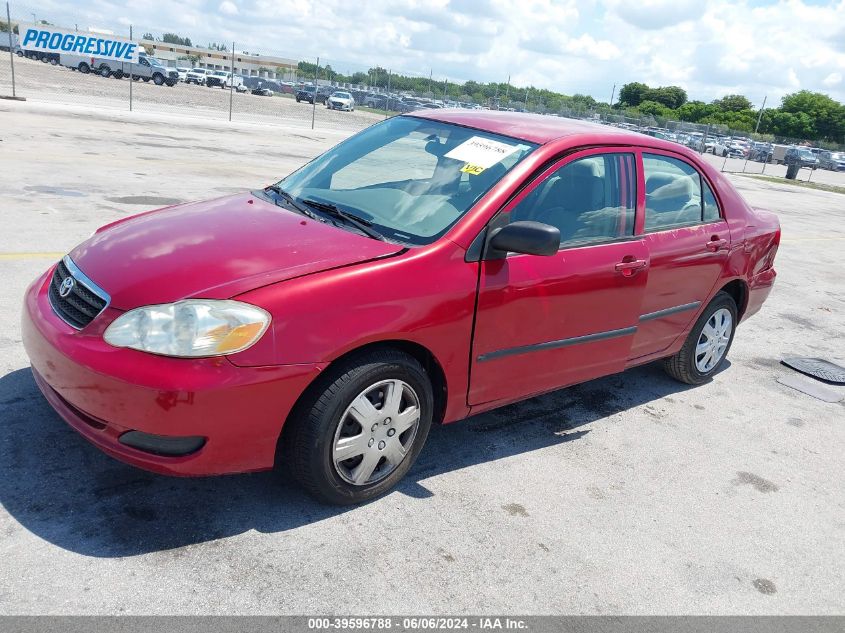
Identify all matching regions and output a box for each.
[444,136,520,169]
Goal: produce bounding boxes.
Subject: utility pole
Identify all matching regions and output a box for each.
[754,95,767,133]
[609,83,616,107]
[128,25,133,111]
[428,68,432,97]
[504,75,510,105]
[228,40,235,122]
[311,56,318,130]
[6,2,17,98]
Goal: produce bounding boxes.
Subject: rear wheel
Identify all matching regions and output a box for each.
[283,349,433,505]
[99,66,110,77]
[664,291,737,385]
[78,62,90,73]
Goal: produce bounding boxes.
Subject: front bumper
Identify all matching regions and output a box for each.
[22,267,326,476]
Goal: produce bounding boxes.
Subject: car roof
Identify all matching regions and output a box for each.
[407,108,686,150]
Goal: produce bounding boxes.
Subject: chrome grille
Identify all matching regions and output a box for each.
[48,257,109,329]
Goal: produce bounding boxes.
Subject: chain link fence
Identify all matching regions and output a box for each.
[2,0,843,185]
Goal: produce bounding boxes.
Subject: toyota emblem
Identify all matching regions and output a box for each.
[59,276,76,298]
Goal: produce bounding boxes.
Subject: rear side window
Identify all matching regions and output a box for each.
[509,153,636,247]
[702,178,721,222]
[643,154,704,231]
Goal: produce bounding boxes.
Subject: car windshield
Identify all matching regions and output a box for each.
[798,150,814,157]
[148,57,164,67]
[334,92,351,99]
[275,116,536,245]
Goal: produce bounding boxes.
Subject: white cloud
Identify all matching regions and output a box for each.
[823,72,843,87]
[18,0,845,104]
[219,1,239,16]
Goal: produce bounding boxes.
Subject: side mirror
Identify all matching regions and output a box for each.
[488,221,560,257]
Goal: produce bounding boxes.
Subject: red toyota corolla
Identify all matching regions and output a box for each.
[22,111,780,504]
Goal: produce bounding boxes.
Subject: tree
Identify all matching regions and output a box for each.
[162,33,192,46]
[649,85,687,109]
[676,100,715,122]
[780,90,845,141]
[618,82,650,107]
[141,32,155,41]
[1,20,19,34]
[712,94,753,112]
[637,100,672,118]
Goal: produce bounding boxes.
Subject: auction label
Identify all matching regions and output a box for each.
[445,136,520,169]
[18,23,141,63]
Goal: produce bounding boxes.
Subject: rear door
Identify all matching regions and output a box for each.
[628,151,731,360]
[469,149,649,406]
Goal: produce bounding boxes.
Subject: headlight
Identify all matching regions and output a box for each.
[104,299,270,358]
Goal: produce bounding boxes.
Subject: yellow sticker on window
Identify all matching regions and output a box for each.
[461,163,485,175]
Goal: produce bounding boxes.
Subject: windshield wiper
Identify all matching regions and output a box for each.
[264,185,321,221]
[300,199,387,241]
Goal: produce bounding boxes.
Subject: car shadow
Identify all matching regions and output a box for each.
[0,361,710,557]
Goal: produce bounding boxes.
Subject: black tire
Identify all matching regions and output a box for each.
[152,73,164,85]
[664,291,738,385]
[99,66,110,77]
[113,70,123,79]
[78,63,90,74]
[283,349,434,505]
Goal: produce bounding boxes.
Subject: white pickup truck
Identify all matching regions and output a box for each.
[205,70,245,90]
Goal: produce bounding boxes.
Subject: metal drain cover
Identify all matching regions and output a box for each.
[781,357,845,385]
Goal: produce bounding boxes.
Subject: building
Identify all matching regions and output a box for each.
[141,39,298,80]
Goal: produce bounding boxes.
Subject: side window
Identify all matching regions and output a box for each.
[643,154,703,231]
[510,153,636,246]
[702,177,721,222]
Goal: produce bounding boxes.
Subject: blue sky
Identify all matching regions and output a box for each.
[15,0,845,105]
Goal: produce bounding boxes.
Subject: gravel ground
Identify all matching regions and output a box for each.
[0,100,843,616]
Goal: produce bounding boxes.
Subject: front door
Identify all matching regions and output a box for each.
[469,149,649,406]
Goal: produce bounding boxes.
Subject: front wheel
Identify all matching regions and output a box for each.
[283,349,434,505]
[664,291,738,385]
[99,66,110,77]
[152,73,164,85]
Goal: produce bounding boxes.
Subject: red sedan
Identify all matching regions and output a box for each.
[22,111,780,504]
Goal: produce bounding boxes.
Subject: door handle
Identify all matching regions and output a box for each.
[706,237,728,251]
[614,258,648,277]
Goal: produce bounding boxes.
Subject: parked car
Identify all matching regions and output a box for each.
[704,138,729,157]
[236,83,249,93]
[326,91,355,111]
[818,150,845,171]
[784,147,819,168]
[295,85,329,104]
[175,67,190,82]
[252,87,274,96]
[205,70,244,90]
[185,67,208,85]
[129,55,179,86]
[22,112,780,505]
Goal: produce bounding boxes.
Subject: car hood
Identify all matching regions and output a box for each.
[69,192,404,310]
